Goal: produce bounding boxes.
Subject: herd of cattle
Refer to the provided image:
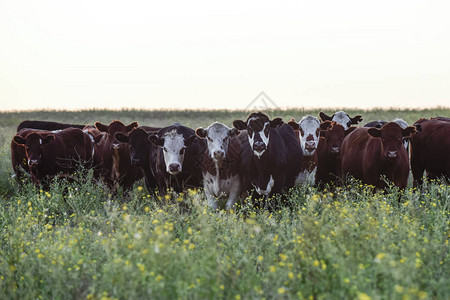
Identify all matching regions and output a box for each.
[10,111,450,209]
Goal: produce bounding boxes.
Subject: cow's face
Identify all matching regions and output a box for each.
[321,122,355,156]
[233,113,282,159]
[320,111,363,130]
[289,116,320,156]
[196,122,239,165]
[115,128,150,167]
[368,122,416,160]
[149,129,197,175]
[13,133,55,166]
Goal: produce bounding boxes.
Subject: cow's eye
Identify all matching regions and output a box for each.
[264,127,269,136]
[180,148,185,155]
[207,137,213,142]
[247,128,253,135]
[163,147,168,152]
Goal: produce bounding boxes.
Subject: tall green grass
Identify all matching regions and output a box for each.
[0,109,449,299]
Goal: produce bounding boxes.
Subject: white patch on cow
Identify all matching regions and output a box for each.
[248,121,270,158]
[393,118,409,150]
[203,170,241,210]
[161,129,186,175]
[254,175,274,196]
[83,130,96,157]
[295,167,317,185]
[332,111,351,130]
[204,122,231,161]
[39,138,42,145]
[51,130,62,133]
[298,116,320,156]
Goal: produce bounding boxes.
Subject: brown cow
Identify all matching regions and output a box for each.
[410,118,450,186]
[95,120,142,193]
[315,121,356,186]
[341,122,416,189]
[12,128,94,187]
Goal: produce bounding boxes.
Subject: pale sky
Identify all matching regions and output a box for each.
[1,0,449,111]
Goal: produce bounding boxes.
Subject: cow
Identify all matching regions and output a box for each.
[17,120,85,132]
[315,121,356,187]
[410,118,450,186]
[114,126,161,192]
[12,128,94,188]
[287,116,321,185]
[94,120,142,193]
[341,122,416,189]
[365,118,410,150]
[319,111,363,130]
[232,112,303,203]
[195,122,247,210]
[148,124,204,194]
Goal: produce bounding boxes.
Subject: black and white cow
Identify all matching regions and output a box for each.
[288,115,321,185]
[196,122,248,210]
[319,111,363,130]
[149,124,204,193]
[233,112,303,200]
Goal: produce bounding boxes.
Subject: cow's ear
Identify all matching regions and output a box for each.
[126,122,138,132]
[148,134,164,146]
[402,126,416,137]
[13,135,25,145]
[233,120,247,130]
[229,128,240,137]
[269,117,283,128]
[319,112,332,122]
[95,122,108,132]
[367,128,381,138]
[195,128,207,139]
[114,132,129,143]
[287,120,299,130]
[350,115,363,124]
[185,135,198,146]
[413,123,422,132]
[42,135,55,144]
[94,133,104,144]
[320,121,332,130]
[345,127,357,135]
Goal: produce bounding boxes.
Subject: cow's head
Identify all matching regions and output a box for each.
[13,133,55,166]
[320,121,356,156]
[115,127,152,167]
[95,120,138,152]
[233,112,283,159]
[149,129,197,175]
[367,122,416,160]
[195,122,239,166]
[288,116,321,156]
[319,111,363,130]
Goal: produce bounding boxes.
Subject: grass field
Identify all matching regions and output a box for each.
[0,108,449,299]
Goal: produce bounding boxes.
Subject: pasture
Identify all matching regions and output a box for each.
[0,108,449,299]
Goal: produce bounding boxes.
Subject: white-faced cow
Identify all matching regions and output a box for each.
[149,124,204,193]
[233,112,303,202]
[12,128,94,188]
[195,122,247,210]
[319,111,363,130]
[341,122,416,189]
[287,115,321,185]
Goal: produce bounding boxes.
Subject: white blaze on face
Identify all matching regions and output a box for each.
[205,122,231,160]
[298,116,320,156]
[248,119,270,158]
[161,130,186,175]
[332,111,352,130]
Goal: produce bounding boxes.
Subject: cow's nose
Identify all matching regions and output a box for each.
[305,141,316,152]
[330,146,340,154]
[214,150,225,160]
[112,143,120,150]
[168,163,181,174]
[131,158,141,166]
[29,159,39,166]
[387,151,398,158]
[253,141,266,152]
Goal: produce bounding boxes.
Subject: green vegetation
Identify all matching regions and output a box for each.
[0,109,449,299]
